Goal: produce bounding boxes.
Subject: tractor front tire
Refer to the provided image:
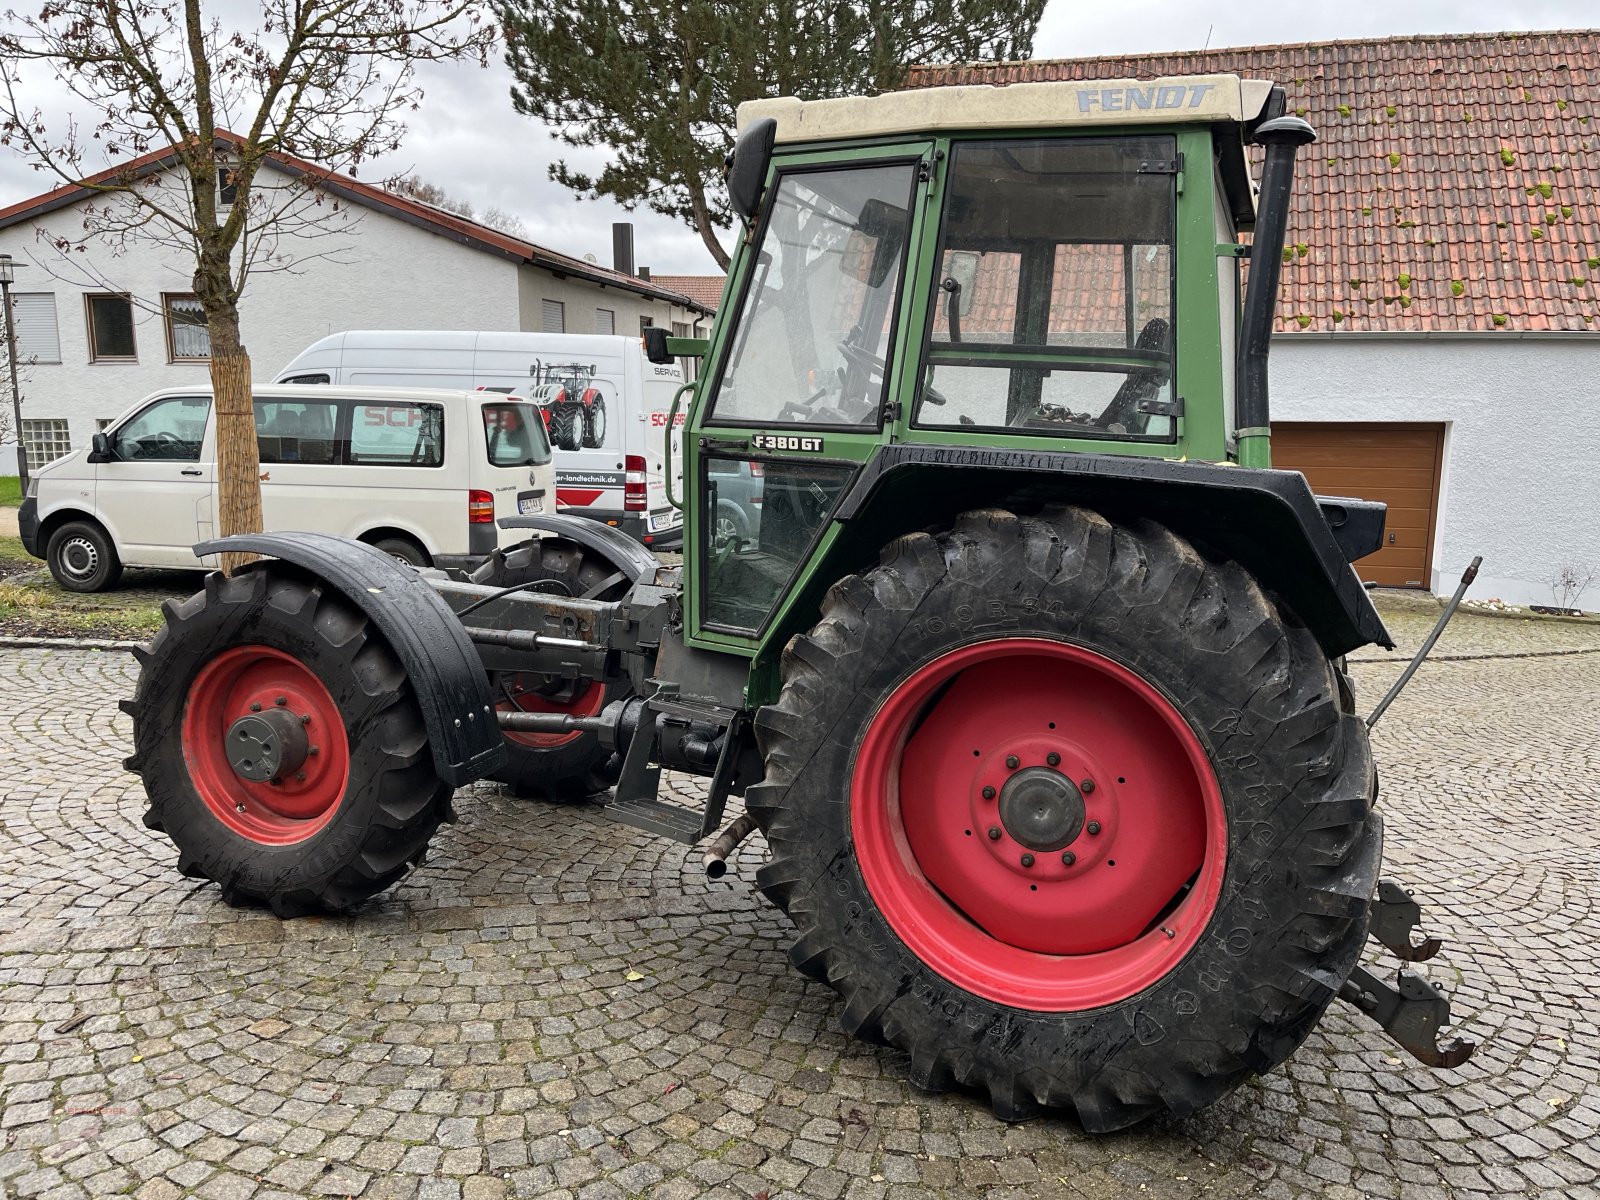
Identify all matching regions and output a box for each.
[547,404,582,452]
[469,539,632,801]
[126,563,453,916]
[749,505,1380,1130]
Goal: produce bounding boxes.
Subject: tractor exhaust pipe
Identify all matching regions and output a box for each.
[703,813,757,879]
[1235,115,1317,470]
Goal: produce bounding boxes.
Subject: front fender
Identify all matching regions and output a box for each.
[194,532,504,786]
[496,512,661,583]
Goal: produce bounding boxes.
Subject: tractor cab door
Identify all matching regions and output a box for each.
[684,147,930,645]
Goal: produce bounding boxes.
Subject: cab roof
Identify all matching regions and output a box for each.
[739,74,1275,143]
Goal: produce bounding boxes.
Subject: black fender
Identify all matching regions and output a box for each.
[194,532,505,786]
[496,513,660,582]
[833,445,1393,658]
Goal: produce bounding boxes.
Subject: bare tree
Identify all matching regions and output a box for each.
[0,0,494,569]
[389,172,529,237]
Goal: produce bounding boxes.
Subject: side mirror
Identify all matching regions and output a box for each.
[642,326,672,365]
[726,117,777,225]
[856,198,908,289]
[88,431,113,463]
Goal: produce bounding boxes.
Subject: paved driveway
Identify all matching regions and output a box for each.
[1,611,1598,1200]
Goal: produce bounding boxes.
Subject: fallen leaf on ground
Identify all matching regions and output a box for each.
[624,970,645,982]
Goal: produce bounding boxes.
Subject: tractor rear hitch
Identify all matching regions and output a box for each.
[1338,963,1476,1068]
[1368,878,1442,962]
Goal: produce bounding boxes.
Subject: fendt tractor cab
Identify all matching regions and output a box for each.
[128,74,1474,1129]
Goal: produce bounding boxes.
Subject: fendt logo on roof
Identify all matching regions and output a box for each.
[1077,83,1217,114]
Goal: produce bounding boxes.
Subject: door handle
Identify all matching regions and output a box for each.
[181,468,203,476]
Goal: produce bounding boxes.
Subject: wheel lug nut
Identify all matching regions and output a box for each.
[987,826,1001,841]
[308,746,319,756]
[300,713,311,725]
[235,803,246,813]
[274,696,287,707]
[1046,752,1060,767]
[1061,851,1076,866]
[981,786,996,800]
[1081,778,1096,794]
[1020,853,1034,868]
[249,702,262,713]
[295,772,306,782]
[1087,820,1102,835]
[1005,755,1019,770]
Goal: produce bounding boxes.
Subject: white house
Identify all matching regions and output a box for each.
[0,136,711,471]
[915,30,1600,608]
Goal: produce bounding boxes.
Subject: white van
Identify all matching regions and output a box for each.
[274,331,686,547]
[19,384,555,591]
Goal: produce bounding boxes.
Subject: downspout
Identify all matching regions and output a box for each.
[1235,116,1316,469]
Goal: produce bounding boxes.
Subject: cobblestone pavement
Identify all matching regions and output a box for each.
[1,632,1598,1200]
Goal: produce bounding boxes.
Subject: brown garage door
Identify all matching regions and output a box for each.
[1272,423,1444,589]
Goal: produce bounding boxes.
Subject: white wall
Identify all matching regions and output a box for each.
[1271,336,1600,608]
[0,163,707,465]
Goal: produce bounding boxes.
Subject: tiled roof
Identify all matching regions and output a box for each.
[910,31,1600,333]
[0,134,714,316]
[650,274,727,311]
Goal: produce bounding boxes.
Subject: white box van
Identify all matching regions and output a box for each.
[19,384,556,591]
[274,330,686,547]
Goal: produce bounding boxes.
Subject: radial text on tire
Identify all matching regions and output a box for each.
[125,562,454,915]
[748,505,1381,1130]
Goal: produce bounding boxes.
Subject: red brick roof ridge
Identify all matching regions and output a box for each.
[908,30,1600,334]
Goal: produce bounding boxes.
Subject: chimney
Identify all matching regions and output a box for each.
[612,222,635,276]
[638,267,650,281]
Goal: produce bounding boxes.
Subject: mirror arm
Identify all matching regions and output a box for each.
[941,278,963,343]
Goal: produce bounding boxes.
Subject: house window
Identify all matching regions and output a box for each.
[163,294,210,360]
[96,418,114,431]
[540,299,565,333]
[9,294,61,364]
[219,167,239,207]
[20,418,71,469]
[639,316,654,336]
[595,308,615,335]
[86,294,136,361]
[672,320,695,381]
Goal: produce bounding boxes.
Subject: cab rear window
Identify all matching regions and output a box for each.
[482,402,552,467]
[349,403,444,467]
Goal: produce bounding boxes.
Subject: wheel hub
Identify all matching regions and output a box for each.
[225,708,309,782]
[998,767,1084,852]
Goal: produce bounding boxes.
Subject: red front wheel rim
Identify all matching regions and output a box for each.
[181,645,351,846]
[851,638,1227,1011]
[498,676,605,749]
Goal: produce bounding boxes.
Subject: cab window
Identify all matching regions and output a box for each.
[707,162,918,429]
[914,136,1177,441]
[110,395,210,461]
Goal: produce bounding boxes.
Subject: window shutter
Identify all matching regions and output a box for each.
[595,308,615,335]
[540,299,565,333]
[11,294,61,364]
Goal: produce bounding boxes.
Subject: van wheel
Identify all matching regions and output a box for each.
[47,520,123,592]
[582,396,607,448]
[371,536,430,569]
[548,405,582,452]
[469,538,632,801]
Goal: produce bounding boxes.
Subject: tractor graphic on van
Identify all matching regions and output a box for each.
[528,360,606,451]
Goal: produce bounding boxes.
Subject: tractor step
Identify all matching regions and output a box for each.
[603,794,706,844]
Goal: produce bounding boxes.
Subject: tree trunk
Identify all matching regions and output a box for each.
[688,179,730,270]
[208,344,262,575]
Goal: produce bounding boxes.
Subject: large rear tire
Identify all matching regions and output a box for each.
[749,505,1380,1130]
[468,538,632,800]
[126,563,453,915]
[547,404,582,452]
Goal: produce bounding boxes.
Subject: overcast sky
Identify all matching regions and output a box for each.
[1,1,1593,277]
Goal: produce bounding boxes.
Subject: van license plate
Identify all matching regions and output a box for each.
[518,495,543,515]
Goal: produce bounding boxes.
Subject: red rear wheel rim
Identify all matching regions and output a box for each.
[498,676,605,748]
[181,645,351,846]
[851,638,1227,1011]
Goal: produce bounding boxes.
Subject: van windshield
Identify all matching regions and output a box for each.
[482,402,552,467]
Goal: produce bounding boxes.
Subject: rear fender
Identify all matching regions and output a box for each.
[194,532,504,786]
[827,446,1393,658]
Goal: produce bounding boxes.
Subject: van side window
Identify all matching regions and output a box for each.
[481,402,552,467]
[349,402,445,467]
[282,373,330,385]
[111,395,211,461]
[256,398,339,465]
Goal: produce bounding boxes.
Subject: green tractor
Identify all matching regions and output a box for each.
[126,72,1473,1129]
